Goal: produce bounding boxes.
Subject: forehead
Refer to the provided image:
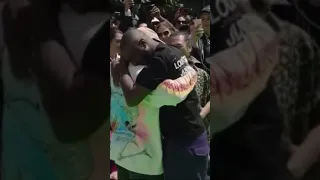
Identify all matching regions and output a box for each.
[200,12,210,18]
[170,35,185,44]
[157,26,169,32]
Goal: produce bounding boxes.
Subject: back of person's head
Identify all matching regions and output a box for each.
[137,27,163,43]
[138,22,148,28]
[121,29,156,65]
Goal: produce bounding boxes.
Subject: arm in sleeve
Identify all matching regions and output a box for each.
[122,56,168,107]
[119,8,136,32]
[143,65,198,108]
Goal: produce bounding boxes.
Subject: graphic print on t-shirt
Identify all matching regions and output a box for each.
[110,85,151,161]
[111,59,197,174]
[208,2,280,133]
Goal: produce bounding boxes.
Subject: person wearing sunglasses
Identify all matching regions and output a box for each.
[175,16,187,30]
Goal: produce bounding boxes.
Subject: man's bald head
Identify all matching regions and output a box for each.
[120,29,158,65]
[120,29,149,49]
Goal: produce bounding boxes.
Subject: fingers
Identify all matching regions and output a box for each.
[150,6,159,13]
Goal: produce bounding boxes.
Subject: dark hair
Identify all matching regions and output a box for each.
[110,27,123,43]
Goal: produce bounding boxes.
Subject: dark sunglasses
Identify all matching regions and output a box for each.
[176,20,186,24]
[157,31,170,36]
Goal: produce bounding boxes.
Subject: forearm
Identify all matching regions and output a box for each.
[119,8,136,32]
[200,102,210,119]
[120,72,136,106]
[288,124,320,178]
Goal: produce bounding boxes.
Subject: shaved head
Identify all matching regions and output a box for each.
[120,29,148,50]
[120,29,158,65]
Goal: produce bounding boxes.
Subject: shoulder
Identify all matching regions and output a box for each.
[153,44,183,62]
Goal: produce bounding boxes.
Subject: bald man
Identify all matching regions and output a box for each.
[118,29,209,180]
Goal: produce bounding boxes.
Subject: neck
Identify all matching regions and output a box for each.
[149,40,160,51]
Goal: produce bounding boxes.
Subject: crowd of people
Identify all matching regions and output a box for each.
[110,1,210,179]
[2,0,320,180]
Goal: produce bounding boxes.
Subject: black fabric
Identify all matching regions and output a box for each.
[33,18,111,143]
[53,20,110,143]
[81,20,110,79]
[210,82,294,180]
[209,1,293,179]
[190,47,203,64]
[272,1,320,44]
[136,44,205,140]
[117,165,164,180]
[210,0,244,56]
[200,34,210,70]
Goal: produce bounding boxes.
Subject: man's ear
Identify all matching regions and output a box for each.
[138,39,147,49]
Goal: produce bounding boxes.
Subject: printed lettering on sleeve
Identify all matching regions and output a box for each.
[211,0,245,55]
[173,56,189,76]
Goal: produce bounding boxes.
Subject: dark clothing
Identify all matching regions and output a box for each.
[163,132,209,180]
[272,1,320,45]
[136,44,206,140]
[210,83,294,180]
[117,166,164,180]
[118,11,137,32]
[209,2,294,179]
[136,43,209,179]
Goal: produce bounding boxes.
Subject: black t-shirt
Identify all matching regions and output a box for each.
[209,1,293,179]
[136,43,205,139]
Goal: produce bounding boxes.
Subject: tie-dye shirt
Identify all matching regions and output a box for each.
[110,62,197,175]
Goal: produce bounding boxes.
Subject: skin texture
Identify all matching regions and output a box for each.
[119,29,159,107]
[288,125,320,178]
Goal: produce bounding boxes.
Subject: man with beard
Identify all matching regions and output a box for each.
[1,0,110,179]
